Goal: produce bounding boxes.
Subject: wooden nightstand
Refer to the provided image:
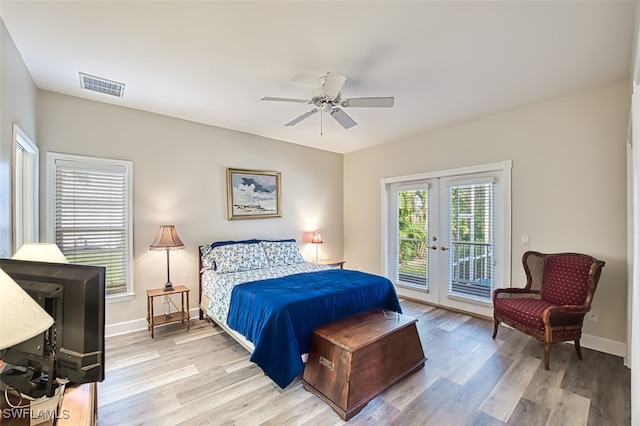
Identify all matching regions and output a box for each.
[146,285,190,338]
[317,259,345,269]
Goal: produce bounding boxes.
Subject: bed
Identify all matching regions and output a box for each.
[198,238,402,388]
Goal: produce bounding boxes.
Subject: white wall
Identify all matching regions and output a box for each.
[630,82,639,425]
[0,18,37,257]
[628,4,640,421]
[344,81,630,347]
[37,91,343,327]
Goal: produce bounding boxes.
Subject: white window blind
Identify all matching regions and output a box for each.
[447,182,495,301]
[52,156,132,295]
[394,185,429,290]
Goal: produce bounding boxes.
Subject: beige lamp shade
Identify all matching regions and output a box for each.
[0,268,54,350]
[12,243,69,263]
[149,225,185,250]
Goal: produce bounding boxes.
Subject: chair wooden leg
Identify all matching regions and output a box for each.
[492,318,500,339]
[574,339,583,360]
[544,342,551,370]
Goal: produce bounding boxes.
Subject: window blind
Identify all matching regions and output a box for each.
[394,186,429,290]
[54,159,130,294]
[447,182,495,301]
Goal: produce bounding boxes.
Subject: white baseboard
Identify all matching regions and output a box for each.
[499,323,627,359]
[580,333,627,358]
[105,307,201,338]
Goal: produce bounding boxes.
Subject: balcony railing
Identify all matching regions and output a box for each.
[396,240,493,301]
[449,241,493,300]
[397,237,428,287]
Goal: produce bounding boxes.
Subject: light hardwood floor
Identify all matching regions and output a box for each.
[97,300,630,425]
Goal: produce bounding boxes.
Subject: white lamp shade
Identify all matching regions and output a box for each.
[0,268,54,350]
[12,243,69,263]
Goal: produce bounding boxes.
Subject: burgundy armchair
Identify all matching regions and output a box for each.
[492,251,605,370]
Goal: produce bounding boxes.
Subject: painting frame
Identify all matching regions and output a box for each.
[226,168,282,220]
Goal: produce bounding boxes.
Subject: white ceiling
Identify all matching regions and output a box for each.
[1,1,636,154]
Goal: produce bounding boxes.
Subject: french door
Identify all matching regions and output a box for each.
[391,179,440,305]
[385,162,511,317]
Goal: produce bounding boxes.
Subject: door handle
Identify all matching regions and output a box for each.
[441,246,449,251]
[431,246,438,250]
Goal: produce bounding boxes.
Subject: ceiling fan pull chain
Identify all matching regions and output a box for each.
[320,109,324,137]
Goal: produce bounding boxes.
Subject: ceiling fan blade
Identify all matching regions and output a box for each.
[284,108,319,126]
[322,72,347,99]
[342,97,395,108]
[261,97,310,104]
[330,108,357,129]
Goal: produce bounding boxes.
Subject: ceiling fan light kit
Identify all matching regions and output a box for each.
[261,72,394,135]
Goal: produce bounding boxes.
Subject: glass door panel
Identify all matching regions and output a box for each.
[445,181,495,303]
[391,180,439,304]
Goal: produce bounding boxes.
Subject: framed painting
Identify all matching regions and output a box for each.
[226,168,282,220]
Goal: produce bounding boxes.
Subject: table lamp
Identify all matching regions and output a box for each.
[0,268,54,351]
[149,225,185,291]
[311,231,323,262]
[12,243,69,263]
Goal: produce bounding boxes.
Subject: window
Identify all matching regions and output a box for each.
[12,124,39,251]
[48,153,133,299]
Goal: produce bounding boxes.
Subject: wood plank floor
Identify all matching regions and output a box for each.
[97,300,631,425]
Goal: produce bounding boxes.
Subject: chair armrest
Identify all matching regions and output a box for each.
[493,288,541,301]
[554,304,588,313]
[542,305,589,326]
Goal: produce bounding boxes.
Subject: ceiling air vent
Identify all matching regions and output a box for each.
[79,72,125,98]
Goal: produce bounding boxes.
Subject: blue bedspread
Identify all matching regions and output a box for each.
[226,269,402,388]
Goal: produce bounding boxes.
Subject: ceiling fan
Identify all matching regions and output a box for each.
[261,72,394,132]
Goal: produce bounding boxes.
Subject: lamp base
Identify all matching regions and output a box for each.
[163,282,174,292]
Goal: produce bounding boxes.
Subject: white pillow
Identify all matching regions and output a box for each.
[261,240,305,267]
[200,245,216,271]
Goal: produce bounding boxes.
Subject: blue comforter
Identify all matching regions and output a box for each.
[226,269,401,388]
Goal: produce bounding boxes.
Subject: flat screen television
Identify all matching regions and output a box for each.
[0,258,105,398]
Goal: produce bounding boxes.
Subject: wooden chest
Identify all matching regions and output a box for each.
[302,308,426,420]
